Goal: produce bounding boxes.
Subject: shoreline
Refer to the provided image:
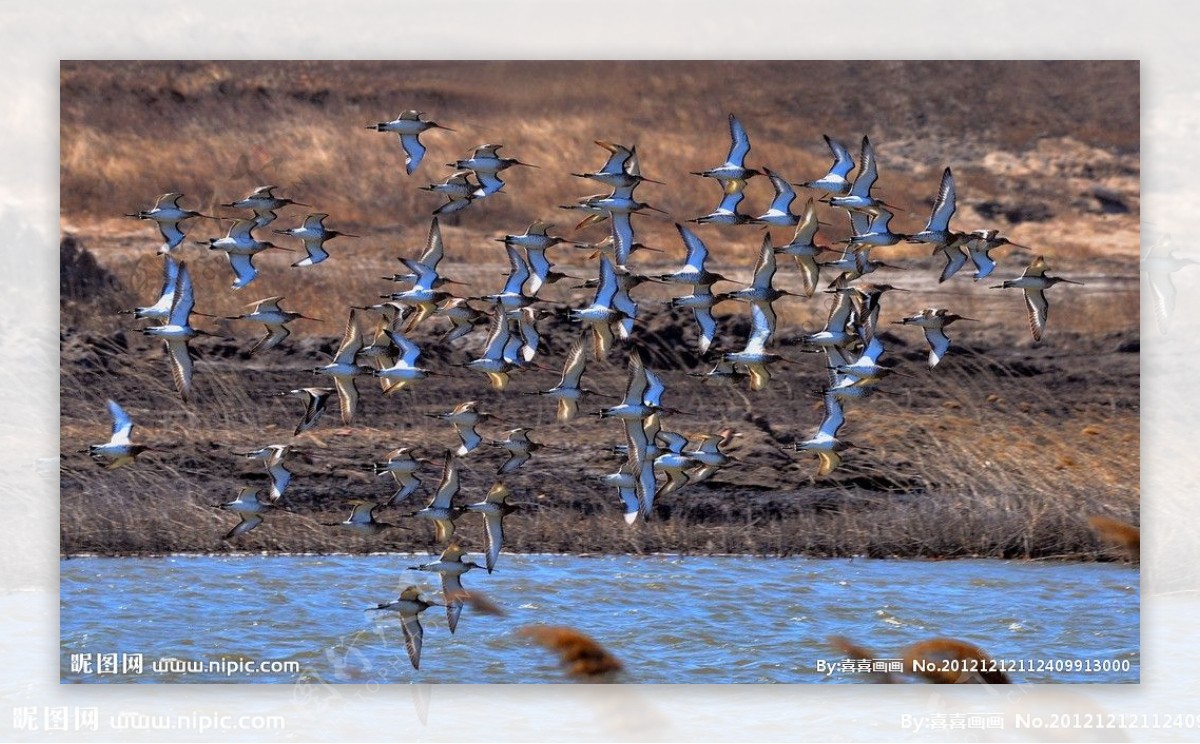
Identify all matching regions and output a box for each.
[58,548,1130,562]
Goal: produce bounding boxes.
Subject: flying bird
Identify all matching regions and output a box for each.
[991,255,1082,342]
[367,586,440,670]
[367,110,454,175]
[87,399,154,469]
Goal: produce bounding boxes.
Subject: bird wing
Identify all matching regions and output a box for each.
[793,255,820,297]
[677,224,709,272]
[157,220,187,249]
[474,171,506,197]
[455,422,484,455]
[816,450,842,477]
[295,238,330,267]
[621,347,650,406]
[694,306,717,355]
[937,245,969,283]
[334,376,359,425]
[1024,288,1049,342]
[227,252,258,290]
[763,169,797,216]
[333,309,365,363]
[502,245,531,295]
[558,338,588,389]
[267,461,292,502]
[749,233,777,289]
[295,389,330,434]
[849,136,879,197]
[792,197,821,246]
[610,213,634,267]
[168,261,197,323]
[643,367,667,409]
[923,327,952,367]
[399,133,427,175]
[106,399,134,445]
[825,134,855,179]
[224,513,264,540]
[443,574,466,633]
[400,613,425,670]
[725,113,752,166]
[431,455,460,508]
[818,392,846,439]
[481,513,505,573]
[165,340,193,402]
[416,217,445,269]
[498,451,531,475]
[251,324,290,355]
[745,302,775,353]
[926,167,957,232]
[967,240,997,280]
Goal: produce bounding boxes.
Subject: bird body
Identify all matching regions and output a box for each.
[313,309,371,424]
[895,307,975,367]
[414,453,462,542]
[325,500,397,535]
[222,185,307,228]
[273,213,356,267]
[225,296,319,354]
[691,113,761,189]
[88,399,152,469]
[465,483,519,573]
[282,387,334,435]
[126,192,210,251]
[238,444,293,502]
[801,135,856,194]
[410,545,482,633]
[375,446,424,505]
[141,260,203,401]
[427,402,490,456]
[213,486,278,539]
[367,586,439,670]
[367,110,452,175]
[991,255,1081,341]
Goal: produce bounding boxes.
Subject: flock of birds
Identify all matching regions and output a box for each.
[82,110,1088,674]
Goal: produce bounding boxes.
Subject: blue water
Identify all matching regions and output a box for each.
[60,554,1139,684]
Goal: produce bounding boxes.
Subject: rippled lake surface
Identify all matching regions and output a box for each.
[60,554,1138,684]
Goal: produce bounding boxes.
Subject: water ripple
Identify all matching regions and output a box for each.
[60,555,1139,684]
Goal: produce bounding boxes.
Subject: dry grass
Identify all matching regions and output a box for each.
[60,297,1138,559]
[59,61,1139,558]
[62,61,1138,265]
